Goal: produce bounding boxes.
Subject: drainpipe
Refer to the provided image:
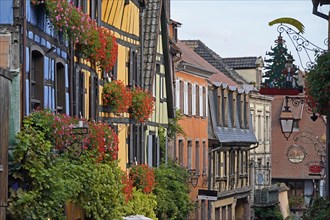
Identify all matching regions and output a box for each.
[22,0,27,121]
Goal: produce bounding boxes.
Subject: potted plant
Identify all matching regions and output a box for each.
[102,80,132,113]
[306,51,330,115]
[129,164,155,194]
[32,0,118,72]
[130,87,155,122]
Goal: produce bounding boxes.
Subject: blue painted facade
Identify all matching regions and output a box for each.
[25,1,69,115]
[0,1,13,24]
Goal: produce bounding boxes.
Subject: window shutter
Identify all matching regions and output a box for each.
[184,82,188,115]
[192,83,196,115]
[199,86,203,116]
[205,88,208,117]
[176,79,180,109]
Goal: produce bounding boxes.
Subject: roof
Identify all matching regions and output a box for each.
[176,40,236,85]
[182,40,249,85]
[143,0,162,90]
[208,87,258,145]
[221,56,260,69]
[271,95,326,180]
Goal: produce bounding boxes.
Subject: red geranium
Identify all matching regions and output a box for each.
[130,88,155,122]
[129,164,155,194]
[103,80,132,113]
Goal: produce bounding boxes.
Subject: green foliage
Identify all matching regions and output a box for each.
[302,197,330,220]
[153,161,193,220]
[306,51,330,115]
[8,111,126,220]
[119,188,158,220]
[288,195,304,208]
[167,109,185,140]
[77,160,126,219]
[158,126,167,163]
[254,206,283,220]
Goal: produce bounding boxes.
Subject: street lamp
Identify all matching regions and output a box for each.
[279,96,294,140]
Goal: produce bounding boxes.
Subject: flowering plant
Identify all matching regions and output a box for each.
[103,80,132,113]
[122,174,134,202]
[26,110,119,163]
[130,88,155,122]
[31,0,118,71]
[52,113,84,151]
[87,122,119,162]
[306,51,330,115]
[129,164,155,194]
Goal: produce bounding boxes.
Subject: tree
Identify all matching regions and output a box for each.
[153,161,193,220]
[262,35,298,88]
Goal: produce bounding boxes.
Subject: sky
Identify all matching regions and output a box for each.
[170,0,329,70]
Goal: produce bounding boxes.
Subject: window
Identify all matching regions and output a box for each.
[216,151,221,177]
[265,116,269,141]
[56,62,66,113]
[199,86,203,116]
[229,150,235,177]
[237,94,242,128]
[187,140,192,169]
[188,83,192,115]
[147,133,158,167]
[176,79,180,109]
[78,70,85,118]
[89,75,98,120]
[128,49,138,87]
[228,92,235,127]
[258,115,262,141]
[196,84,200,116]
[223,91,228,127]
[180,81,184,113]
[223,152,227,177]
[195,141,200,174]
[202,141,207,174]
[160,75,166,101]
[244,95,249,129]
[31,50,44,110]
[184,82,188,115]
[73,0,86,12]
[129,124,144,165]
[179,140,184,165]
[192,83,196,115]
[217,89,222,126]
[240,151,244,174]
[203,87,207,117]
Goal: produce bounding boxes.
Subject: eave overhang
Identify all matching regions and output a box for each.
[177,61,215,79]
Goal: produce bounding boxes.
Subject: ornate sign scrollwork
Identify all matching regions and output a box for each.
[287,144,306,164]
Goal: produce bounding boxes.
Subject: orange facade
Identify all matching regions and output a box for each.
[175,65,212,219]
